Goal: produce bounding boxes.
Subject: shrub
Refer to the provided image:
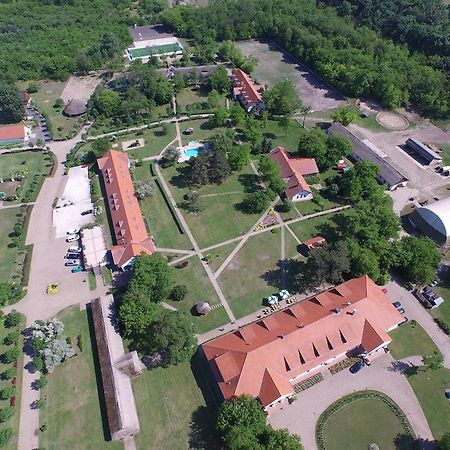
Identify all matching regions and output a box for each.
[27,82,40,93]
[434,318,450,336]
[170,285,188,302]
[38,376,48,389]
[4,311,20,328]
[0,428,13,447]
[277,199,292,213]
[3,348,19,364]
[3,331,20,346]
[0,407,14,423]
[1,368,15,380]
[33,356,44,372]
[53,98,64,109]
[37,398,46,409]
[0,387,15,401]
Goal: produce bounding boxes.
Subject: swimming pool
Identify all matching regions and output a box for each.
[185,148,199,158]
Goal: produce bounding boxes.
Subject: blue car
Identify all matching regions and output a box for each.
[71,266,84,273]
[349,360,365,374]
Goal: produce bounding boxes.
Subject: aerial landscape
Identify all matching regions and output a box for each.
[0,0,449,449]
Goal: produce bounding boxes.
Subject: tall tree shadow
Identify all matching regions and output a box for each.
[238,172,260,193]
[261,259,306,293]
[168,165,192,189]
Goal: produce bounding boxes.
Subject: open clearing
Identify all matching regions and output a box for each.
[236,40,347,112]
[60,74,101,104]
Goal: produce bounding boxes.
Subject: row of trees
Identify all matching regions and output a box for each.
[118,253,197,366]
[161,0,449,117]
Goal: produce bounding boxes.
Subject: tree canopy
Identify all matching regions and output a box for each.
[0,82,24,124]
[265,80,302,116]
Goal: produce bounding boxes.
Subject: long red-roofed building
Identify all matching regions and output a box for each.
[97,150,156,269]
[231,68,265,113]
[202,276,404,410]
[268,146,319,202]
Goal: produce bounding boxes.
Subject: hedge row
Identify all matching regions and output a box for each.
[315,390,415,450]
[434,318,450,336]
[154,178,185,235]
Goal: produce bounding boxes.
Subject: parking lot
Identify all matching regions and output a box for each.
[236,40,347,112]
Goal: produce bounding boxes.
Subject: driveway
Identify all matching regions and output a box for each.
[384,280,450,369]
[269,354,433,450]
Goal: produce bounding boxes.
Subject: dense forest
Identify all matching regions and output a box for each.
[161,0,450,117]
[321,0,450,74]
[0,0,133,80]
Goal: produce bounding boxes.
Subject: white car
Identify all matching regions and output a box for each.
[66,235,79,243]
[66,228,79,235]
[68,246,82,253]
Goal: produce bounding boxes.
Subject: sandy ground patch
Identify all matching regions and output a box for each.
[236,40,347,112]
[355,99,382,115]
[376,112,409,131]
[61,74,101,104]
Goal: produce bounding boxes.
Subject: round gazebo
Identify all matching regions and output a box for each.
[63,99,87,117]
[196,302,211,315]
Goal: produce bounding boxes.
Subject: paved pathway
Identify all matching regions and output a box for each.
[0,201,35,210]
[269,354,434,450]
[384,280,450,369]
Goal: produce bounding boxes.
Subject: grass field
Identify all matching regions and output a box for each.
[162,162,262,248]
[322,396,410,450]
[389,321,439,360]
[431,285,450,325]
[0,313,25,450]
[0,150,52,202]
[39,307,122,450]
[206,242,239,273]
[132,358,217,450]
[288,214,340,244]
[19,80,83,140]
[218,231,282,318]
[178,118,227,146]
[260,118,305,151]
[176,86,226,115]
[164,256,229,333]
[406,367,450,439]
[0,208,21,283]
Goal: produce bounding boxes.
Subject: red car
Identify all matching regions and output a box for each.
[382,288,388,294]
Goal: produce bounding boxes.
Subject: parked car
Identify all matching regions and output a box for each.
[68,246,82,253]
[67,228,79,235]
[381,288,388,294]
[66,235,79,243]
[392,301,402,308]
[71,266,84,273]
[81,209,93,216]
[349,360,365,374]
[65,253,80,259]
[65,260,80,267]
[430,279,439,287]
[398,308,405,314]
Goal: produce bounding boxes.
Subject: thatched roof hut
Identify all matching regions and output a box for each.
[196,302,211,315]
[63,99,86,117]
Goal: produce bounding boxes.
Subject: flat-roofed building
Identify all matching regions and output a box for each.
[202,276,404,410]
[97,150,156,270]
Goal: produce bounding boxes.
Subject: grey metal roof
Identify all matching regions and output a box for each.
[128,24,174,42]
[406,138,442,163]
[328,123,408,188]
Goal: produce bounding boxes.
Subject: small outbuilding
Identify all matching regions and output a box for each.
[63,99,87,117]
[196,302,211,315]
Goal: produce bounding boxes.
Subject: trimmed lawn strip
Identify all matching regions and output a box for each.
[0,209,22,283]
[162,163,261,248]
[0,314,25,450]
[88,270,97,290]
[406,368,450,440]
[39,307,122,450]
[430,286,450,326]
[132,360,218,450]
[165,255,229,333]
[389,321,439,360]
[319,392,413,450]
[218,231,282,319]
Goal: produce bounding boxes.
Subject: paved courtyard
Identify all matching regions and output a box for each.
[269,353,433,450]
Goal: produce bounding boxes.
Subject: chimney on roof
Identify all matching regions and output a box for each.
[349,308,357,315]
[334,307,341,314]
[279,335,285,340]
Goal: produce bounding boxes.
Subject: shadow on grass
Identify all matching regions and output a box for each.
[237,172,259,193]
[394,433,434,450]
[168,165,192,190]
[86,304,113,442]
[260,259,305,293]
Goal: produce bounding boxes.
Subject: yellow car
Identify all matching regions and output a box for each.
[46,283,59,294]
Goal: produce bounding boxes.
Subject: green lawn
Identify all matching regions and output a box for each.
[0,314,25,450]
[0,209,21,283]
[406,367,450,440]
[165,255,229,333]
[218,231,282,318]
[433,143,450,166]
[205,241,240,273]
[132,359,218,450]
[431,285,450,325]
[260,118,305,151]
[288,214,340,244]
[322,396,411,450]
[162,162,262,249]
[176,86,226,115]
[178,118,228,146]
[389,321,440,360]
[39,307,122,450]
[0,150,53,202]
[19,80,83,140]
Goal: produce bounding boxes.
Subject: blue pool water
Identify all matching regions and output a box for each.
[185,148,199,157]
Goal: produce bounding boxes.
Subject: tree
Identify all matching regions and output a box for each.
[99,32,120,58]
[278,115,292,137]
[1,368,15,380]
[210,107,229,128]
[0,428,12,447]
[135,181,153,200]
[0,388,14,401]
[38,376,48,389]
[4,311,20,328]
[228,145,250,171]
[225,426,263,450]
[254,136,273,155]
[209,66,231,94]
[216,395,267,440]
[184,190,200,213]
[242,191,270,214]
[438,432,450,450]
[0,284,21,307]
[160,123,169,135]
[172,71,185,94]
[297,128,328,169]
[277,199,293,213]
[92,88,121,117]
[3,331,19,346]
[0,81,24,124]
[0,407,14,423]
[91,138,110,157]
[391,236,440,285]
[127,253,175,303]
[258,156,286,193]
[263,428,303,450]
[118,291,160,339]
[170,285,188,302]
[331,105,358,126]
[422,352,443,371]
[151,311,196,366]
[229,104,246,127]
[265,80,302,115]
[327,134,352,162]
[53,98,64,109]
[208,90,221,109]
[300,105,311,128]
[26,82,40,94]
[160,145,180,168]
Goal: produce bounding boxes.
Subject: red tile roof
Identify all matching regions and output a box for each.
[202,276,403,407]
[232,68,264,109]
[0,124,24,141]
[303,236,326,249]
[268,146,318,198]
[97,150,156,267]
